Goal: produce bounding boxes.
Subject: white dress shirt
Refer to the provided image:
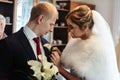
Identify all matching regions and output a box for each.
[23,26,45,59]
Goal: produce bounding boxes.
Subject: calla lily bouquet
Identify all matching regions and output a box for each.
[27,44,58,80]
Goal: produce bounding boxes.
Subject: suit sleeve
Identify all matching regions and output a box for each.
[0,39,13,80]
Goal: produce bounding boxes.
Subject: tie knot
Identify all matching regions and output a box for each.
[33,37,40,44]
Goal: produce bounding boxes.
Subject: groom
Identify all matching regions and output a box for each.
[0,2,58,80]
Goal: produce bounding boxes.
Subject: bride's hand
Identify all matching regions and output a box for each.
[50,47,62,67]
[52,47,62,56]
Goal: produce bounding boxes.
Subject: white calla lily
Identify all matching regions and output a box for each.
[28,54,58,80]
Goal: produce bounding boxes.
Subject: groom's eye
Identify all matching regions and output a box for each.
[50,23,55,28]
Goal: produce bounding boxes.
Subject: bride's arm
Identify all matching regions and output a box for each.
[50,48,85,80]
[58,65,85,80]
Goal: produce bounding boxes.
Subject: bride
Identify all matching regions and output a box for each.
[50,5,120,80]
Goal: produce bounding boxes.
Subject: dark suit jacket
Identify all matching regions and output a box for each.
[0,28,52,80]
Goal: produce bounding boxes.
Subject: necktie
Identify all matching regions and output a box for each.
[33,37,42,61]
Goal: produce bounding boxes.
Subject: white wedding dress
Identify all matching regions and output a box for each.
[61,10,120,80]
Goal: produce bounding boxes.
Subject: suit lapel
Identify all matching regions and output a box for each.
[16,28,36,60]
[15,28,50,61]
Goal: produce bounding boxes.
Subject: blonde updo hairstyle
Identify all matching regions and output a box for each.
[66,5,94,31]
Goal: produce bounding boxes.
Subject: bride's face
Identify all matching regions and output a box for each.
[67,19,83,38]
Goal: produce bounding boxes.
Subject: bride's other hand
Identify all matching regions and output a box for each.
[52,47,62,56]
[50,47,62,67]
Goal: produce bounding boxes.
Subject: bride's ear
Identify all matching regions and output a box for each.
[82,25,89,33]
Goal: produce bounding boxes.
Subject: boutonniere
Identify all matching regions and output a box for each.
[43,43,54,54]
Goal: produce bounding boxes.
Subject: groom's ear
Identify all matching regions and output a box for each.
[37,15,45,24]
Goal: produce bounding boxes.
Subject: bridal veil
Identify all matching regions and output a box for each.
[92,10,120,79]
[92,10,118,70]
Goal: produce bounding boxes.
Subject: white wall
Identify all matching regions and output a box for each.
[71,0,113,28]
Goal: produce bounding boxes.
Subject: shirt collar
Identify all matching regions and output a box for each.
[23,26,38,40]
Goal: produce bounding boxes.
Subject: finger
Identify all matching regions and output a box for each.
[50,55,54,62]
[52,47,62,56]
[50,57,56,65]
[50,53,56,60]
[51,50,59,57]
[50,54,58,66]
[51,51,58,56]
[52,52,60,61]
